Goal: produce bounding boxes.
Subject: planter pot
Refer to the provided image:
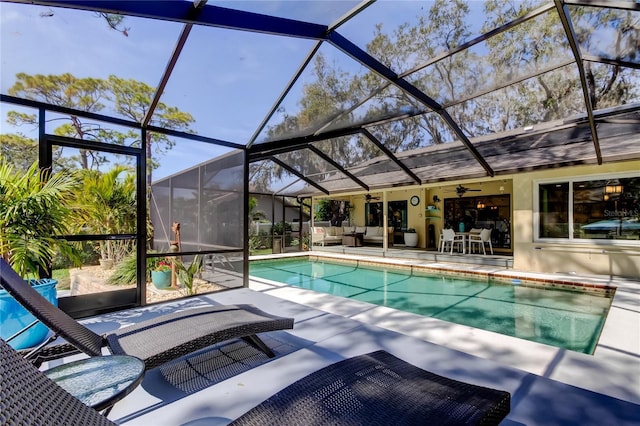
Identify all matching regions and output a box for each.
[151,270,171,289]
[404,232,418,247]
[0,278,57,350]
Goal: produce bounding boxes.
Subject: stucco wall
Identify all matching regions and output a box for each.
[315,160,640,278]
[513,161,640,278]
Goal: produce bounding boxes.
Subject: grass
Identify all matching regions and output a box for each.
[252,248,276,256]
[52,268,71,290]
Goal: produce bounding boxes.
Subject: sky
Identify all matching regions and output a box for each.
[0,0,424,182]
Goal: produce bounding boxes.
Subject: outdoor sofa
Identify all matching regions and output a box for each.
[362,225,394,246]
[311,225,393,246]
[311,226,344,246]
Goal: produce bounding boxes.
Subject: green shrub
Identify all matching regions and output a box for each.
[106,254,138,286]
[272,222,292,235]
[175,255,203,296]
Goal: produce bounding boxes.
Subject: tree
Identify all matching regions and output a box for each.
[6,73,194,182]
[254,54,370,188]
[107,75,194,188]
[252,0,639,191]
[97,12,130,37]
[248,196,267,224]
[367,0,473,144]
[481,0,639,126]
[570,6,640,109]
[73,165,137,264]
[314,199,333,222]
[0,133,37,172]
[8,73,113,170]
[6,73,195,250]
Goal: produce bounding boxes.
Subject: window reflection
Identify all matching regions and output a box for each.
[444,195,512,249]
[366,202,383,226]
[539,177,640,241]
[575,178,640,240]
[539,183,569,238]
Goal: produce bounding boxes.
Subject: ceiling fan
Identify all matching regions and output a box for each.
[359,193,381,203]
[448,184,481,197]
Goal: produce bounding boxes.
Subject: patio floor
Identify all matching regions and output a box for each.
[43,256,639,425]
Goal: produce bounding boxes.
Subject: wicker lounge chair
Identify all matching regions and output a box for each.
[231,350,511,426]
[0,337,116,426]
[0,258,293,370]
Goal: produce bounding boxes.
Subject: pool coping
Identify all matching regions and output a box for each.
[249,251,640,404]
[252,251,619,295]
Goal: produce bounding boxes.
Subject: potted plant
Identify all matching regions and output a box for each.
[0,160,81,349]
[150,259,172,289]
[404,228,418,247]
[175,255,203,296]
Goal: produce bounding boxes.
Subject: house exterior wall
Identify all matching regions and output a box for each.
[252,194,310,223]
[314,159,640,278]
[253,194,285,222]
[513,160,640,278]
[355,190,425,246]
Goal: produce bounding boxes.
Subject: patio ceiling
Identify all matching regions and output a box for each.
[1,0,639,196]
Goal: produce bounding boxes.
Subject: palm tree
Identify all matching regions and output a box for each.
[73,165,136,265]
[0,160,80,278]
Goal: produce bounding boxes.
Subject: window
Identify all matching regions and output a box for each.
[444,195,512,249]
[537,175,640,241]
[388,200,407,245]
[538,183,569,238]
[365,202,383,226]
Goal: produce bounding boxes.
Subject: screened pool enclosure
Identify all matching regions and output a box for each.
[1,0,639,316]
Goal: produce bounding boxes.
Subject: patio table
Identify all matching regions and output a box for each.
[43,355,145,415]
[342,232,363,247]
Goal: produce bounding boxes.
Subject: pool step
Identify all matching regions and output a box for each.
[312,246,514,269]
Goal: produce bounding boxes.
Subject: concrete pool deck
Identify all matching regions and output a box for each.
[249,252,639,402]
[44,253,639,425]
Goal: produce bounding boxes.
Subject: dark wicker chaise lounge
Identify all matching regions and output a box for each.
[0,258,293,370]
[231,350,511,426]
[1,337,116,426]
[2,342,509,426]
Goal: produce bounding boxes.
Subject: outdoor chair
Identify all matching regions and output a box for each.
[468,228,494,255]
[0,337,116,426]
[440,228,464,254]
[0,258,294,370]
[230,350,511,426]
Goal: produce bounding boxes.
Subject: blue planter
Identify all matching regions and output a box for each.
[0,278,57,350]
[151,271,171,289]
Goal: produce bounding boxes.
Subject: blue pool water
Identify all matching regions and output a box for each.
[250,258,612,354]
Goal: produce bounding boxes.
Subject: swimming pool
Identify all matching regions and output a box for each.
[250,257,612,354]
